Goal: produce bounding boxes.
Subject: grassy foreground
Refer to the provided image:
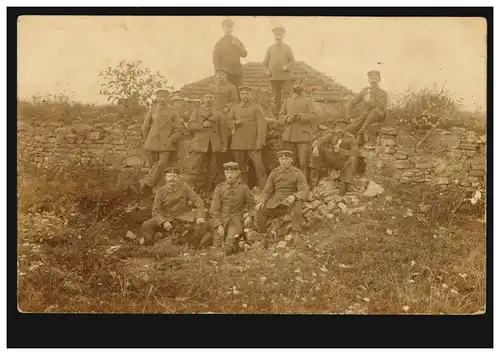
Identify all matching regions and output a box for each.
[17,163,486,314]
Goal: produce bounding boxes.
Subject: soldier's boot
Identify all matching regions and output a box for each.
[339,181,349,196]
[292,231,305,248]
[211,232,223,249]
[261,232,270,249]
[309,169,320,189]
[224,235,236,255]
[198,232,213,249]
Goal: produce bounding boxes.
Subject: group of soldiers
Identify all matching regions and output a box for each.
[138,18,388,254]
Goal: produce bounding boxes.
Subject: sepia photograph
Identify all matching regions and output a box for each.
[15,12,488,321]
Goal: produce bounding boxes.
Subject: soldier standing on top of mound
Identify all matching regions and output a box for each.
[263,25,295,118]
[227,85,268,192]
[346,70,388,147]
[209,162,256,255]
[141,167,209,247]
[309,119,363,195]
[278,77,318,184]
[255,150,309,248]
[139,89,183,195]
[213,18,248,96]
[187,91,229,192]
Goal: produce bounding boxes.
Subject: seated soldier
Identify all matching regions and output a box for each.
[346,70,388,146]
[309,119,361,195]
[141,167,208,247]
[255,150,309,247]
[209,162,256,255]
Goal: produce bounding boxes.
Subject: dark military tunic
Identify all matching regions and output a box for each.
[347,86,388,119]
[187,106,229,153]
[228,102,268,150]
[152,181,205,225]
[209,178,256,234]
[279,95,318,143]
[260,166,309,209]
[212,82,239,112]
[142,104,183,152]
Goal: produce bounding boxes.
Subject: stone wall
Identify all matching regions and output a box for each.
[18,117,486,190]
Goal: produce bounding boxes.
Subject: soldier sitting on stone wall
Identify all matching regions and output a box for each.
[255,150,309,248]
[309,119,363,195]
[209,162,256,255]
[141,167,210,247]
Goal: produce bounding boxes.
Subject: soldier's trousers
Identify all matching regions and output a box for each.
[142,217,210,247]
[188,150,220,191]
[282,141,311,181]
[226,74,242,100]
[346,108,384,144]
[309,148,359,184]
[213,220,241,250]
[232,149,267,191]
[257,201,303,234]
[271,79,292,115]
[143,150,174,188]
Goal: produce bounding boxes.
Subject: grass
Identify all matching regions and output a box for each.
[17,162,486,314]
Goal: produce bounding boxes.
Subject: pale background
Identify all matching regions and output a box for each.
[18,16,487,109]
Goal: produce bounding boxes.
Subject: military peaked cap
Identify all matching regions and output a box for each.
[272,26,285,34]
[277,150,294,158]
[165,167,180,174]
[222,18,234,27]
[239,85,253,92]
[333,119,349,127]
[367,70,381,79]
[223,162,240,170]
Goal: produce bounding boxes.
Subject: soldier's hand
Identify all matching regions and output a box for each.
[221,147,227,153]
[243,216,253,228]
[202,121,211,128]
[195,218,205,225]
[265,69,272,77]
[281,65,288,72]
[231,37,240,45]
[217,225,225,237]
[285,195,296,205]
[255,202,264,212]
[162,221,172,231]
[312,146,320,157]
[285,115,294,124]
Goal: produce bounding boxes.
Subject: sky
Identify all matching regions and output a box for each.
[18,16,487,110]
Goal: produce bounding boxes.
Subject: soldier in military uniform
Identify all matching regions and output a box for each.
[141,167,208,247]
[213,18,248,92]
[346,70,388,146]
[212,67,239,113]
[263,25,295,117]
[309,119,362,195]
[139,89,183,194]
[187,91,229,192]
[255,150,309,247]
[227,85,268,191]
[279,77,318,183]
[209,162,256,254]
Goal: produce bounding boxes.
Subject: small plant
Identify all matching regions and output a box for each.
[98,60,171,108]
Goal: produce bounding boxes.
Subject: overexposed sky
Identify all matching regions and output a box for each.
[18,16,487,109]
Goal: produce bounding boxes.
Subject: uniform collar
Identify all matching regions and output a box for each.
[225,178,241,186]
[240,100,251,108]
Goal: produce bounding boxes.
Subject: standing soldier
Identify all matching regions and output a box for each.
[187,91,229,192]
[212,67,239,113]
[209,162,256,255]
[346,70,388,146]
[263,25,295,118]
[279,77,318,183]
[309,119,362,194]
[227,85,268,192]
[255,150,309,247]
[139,89,183,194]
[213,18,248,94]
[141,167,208,247]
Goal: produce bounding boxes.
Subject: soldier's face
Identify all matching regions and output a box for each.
[368,75,380,86]
[334,124,347,134]
[216,73,226,83]
[203,94,214,105]
[157,94,169,105]
[240,90,250,102]
[224,169,239,182]
[274,33,284,42]
[279,156,293,168]
[165,173,179,184]
[223,24,233,35]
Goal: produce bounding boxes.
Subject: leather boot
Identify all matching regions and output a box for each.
[292,231,305,248]
[339,181,349,196]
[309,169,319,189]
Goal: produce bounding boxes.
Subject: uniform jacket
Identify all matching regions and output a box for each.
[188,106,229,153]
[347,86,388,119]
[263,43,295,81]
[212,82,239,112]
[209,178,256,233]
[142,104,183,152]
[260,166,309,209]
[312,131,361,158]
[213,35,248,76]
[279,95,318,143]
[228,102,268,150]
[152,181,205,225]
